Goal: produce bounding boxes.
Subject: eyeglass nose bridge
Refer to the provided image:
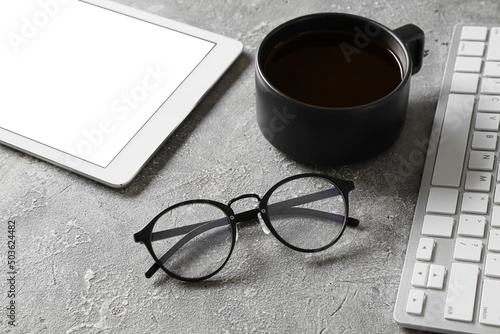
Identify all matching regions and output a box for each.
[227,193,261,207]
[227,193,270,234]
[227,193,262,222]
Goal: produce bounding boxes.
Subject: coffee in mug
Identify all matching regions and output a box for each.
[263,30,404,108]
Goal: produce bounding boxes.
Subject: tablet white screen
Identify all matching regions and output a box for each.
[0,0,215,167]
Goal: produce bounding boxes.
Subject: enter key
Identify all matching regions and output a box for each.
[479,279,500,327]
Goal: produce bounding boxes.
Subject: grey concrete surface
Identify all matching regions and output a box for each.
[2,0,500,333]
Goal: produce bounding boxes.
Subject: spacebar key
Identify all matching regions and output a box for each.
[432,94,475,187]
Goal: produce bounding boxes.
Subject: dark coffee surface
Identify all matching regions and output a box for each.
[263,30,403,108]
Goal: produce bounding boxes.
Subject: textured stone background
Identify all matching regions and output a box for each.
[2,0,500,333]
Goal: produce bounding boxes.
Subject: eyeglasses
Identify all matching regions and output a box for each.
[133,173,359,282]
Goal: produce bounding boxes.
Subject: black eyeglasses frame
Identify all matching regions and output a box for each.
[134,173,359,282]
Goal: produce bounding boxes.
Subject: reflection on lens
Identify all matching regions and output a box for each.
[266,176,346,251]
[151,202,233,280]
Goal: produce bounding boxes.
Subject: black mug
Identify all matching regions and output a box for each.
[255,13,425,165]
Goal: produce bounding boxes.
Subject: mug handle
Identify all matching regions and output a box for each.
[393,24,425,75]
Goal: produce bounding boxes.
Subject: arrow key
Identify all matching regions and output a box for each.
[427,265,447,289]
[416,238,435,261]
[411,263,430,288]
[406,289,426,316]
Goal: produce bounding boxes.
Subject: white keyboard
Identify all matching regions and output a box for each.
[394,24,500,333]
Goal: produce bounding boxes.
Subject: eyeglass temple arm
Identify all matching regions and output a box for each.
[266,189,359,227]
[271,207,359,227]
[144,218,227,278]
[143,188,359,278]
[143,209,260,277]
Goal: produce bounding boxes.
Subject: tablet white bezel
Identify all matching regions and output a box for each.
[0,0,242,187]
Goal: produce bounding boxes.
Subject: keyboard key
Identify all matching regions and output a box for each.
[478,95,500,112]
[481,78,500,94]
[427,265,447,290]
[484,61,500,77]
[461,192,489,214]
[460,26,488,41]
[406,289,426,316]
[495,184,500,204]
[471,131,497,150]
[454,56,482,72]
[416,238,435,261]
[457,215,486,237]
[486,27,500,61]
[453,238,483,262]
[475,113,500,131]
[492,206,500,227]
[432,94,475,187]
[479,279,500,327]
[450,73,479,93]
[444,263,479,322]
[484,253,500,278]
[468,151,495,171]
[488,229,500,252]
[458,41,485,56]
[426,188,459,214]
[411,262,430,288]
[464,171,491,192]
[422,215,455,238]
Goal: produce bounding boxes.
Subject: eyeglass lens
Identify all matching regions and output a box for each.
[151,202,233,280]
[266,176,346,251]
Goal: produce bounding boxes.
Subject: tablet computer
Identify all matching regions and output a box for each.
[0,0,242,187]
